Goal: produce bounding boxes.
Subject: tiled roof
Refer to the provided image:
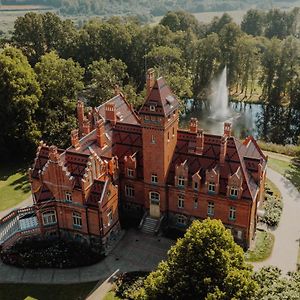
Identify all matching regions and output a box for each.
[139,77,179,117]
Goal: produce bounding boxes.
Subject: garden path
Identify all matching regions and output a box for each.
[252,168,300,274]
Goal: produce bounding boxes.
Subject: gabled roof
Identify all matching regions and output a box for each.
[139,77,179,117]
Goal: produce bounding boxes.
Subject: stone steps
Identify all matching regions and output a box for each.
[141,216,159,235]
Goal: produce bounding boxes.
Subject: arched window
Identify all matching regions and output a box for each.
[149,192,160,205]
[42,211,57,226]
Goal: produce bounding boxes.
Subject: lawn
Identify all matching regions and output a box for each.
[245,230,274,262]
[0,282,97,300]
[0,162,31,211]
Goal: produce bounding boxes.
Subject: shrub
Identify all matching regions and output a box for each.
[257,140,300,157]
[0,236,103,268]
[259,196,283,227]
[115,271,148,299]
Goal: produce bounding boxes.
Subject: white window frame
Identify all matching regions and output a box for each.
[150,105,155,111]
[151,174,158,184]
[208,182,215,192]
[151,135,156,144]
[42,211,57,226]
[230,187,238,197]
[207,201,214,216]
[178,194,184,208]
[150,192,160,204]
[177,215,186,225]
[125,185,135,198]
[178,176,185,187]
[73,211,82,227]
[107,209,113,226]
[237,230,242,239]
[65,191,72,202]
[127,168,134,177]
[229,206,236,221]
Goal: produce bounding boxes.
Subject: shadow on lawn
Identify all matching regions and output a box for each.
[0,162,31,193]
[285,157,300,191]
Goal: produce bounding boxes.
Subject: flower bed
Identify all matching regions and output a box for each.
[0,237,103,268]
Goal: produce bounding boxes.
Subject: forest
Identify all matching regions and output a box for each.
[1,8,300,161]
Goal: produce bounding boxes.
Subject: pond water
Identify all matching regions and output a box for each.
[181,101,264,140]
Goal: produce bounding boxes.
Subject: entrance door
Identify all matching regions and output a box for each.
[149,192,160,218]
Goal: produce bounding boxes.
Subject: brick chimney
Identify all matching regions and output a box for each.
[105,103,116,125]
[190,118,198,133]
[77,101,84,133]
[146,68,155,97]
[195,129,204,155]
[71,129,80,150]
[96,119,106,148]
[220,135,227,165]
[224,122,232,137]
[82,118,91,135]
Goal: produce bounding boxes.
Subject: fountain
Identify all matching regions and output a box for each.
[209,66,231,121]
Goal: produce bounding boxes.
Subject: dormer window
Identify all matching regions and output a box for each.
[178,176,185,187]
[208,182,215,193]
[150,105,155,111]
[65,191,72,202]
[127,168,134,178]
[230,187,238,198]
[193,181,199,191]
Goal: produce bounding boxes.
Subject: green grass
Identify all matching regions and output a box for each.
[245,230,275,262]
[0,162,31,211]
[0,282,97,300]
[103,291,121,300]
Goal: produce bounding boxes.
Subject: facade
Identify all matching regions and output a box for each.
[2,69,267,250]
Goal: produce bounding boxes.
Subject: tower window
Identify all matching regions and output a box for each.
[150,105,155,111]
[230,187,238,198]
[178,176,185,187]
[151,135,156,144]
[172,127,175,136]
[151,174,158,184]
[194,181,199,190]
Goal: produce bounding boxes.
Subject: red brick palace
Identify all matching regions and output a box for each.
[19,69,267,250]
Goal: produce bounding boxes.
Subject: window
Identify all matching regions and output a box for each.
[65,191,72,202]
[172,127,175,136]
[145,115,149,120]
[208,182,215,193]
[127,168,134,177]
[178,176,185,187]
[42,211,57,225]
[177,215,186,225]
[237,230,242,239]
[107,209,113,226]
[150,192,160,204]
[73,212,82,227]
[151,174,158,184]
[207,201,214,216]
[230,187,238,198]
[168,132,170,141]
[125,185,135,198]
[178,194,184,208]
[194,181,199,190]
[194,198,198,209]
[150,105,155,111]
[229,206,236,221]
[151,135,156,144]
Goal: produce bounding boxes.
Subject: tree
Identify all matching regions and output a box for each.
[0,47,41,159]
[254,266,300,299]
[208,13,233,34]
[241,9,265,36]
[87,58,128,106]
[35,51,84,148]
[137,219,257,299]
[13,12,78,64]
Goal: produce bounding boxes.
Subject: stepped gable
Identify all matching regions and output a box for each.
[168,130,265,200]
[96,94,140,125]
[139,77,179,117]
